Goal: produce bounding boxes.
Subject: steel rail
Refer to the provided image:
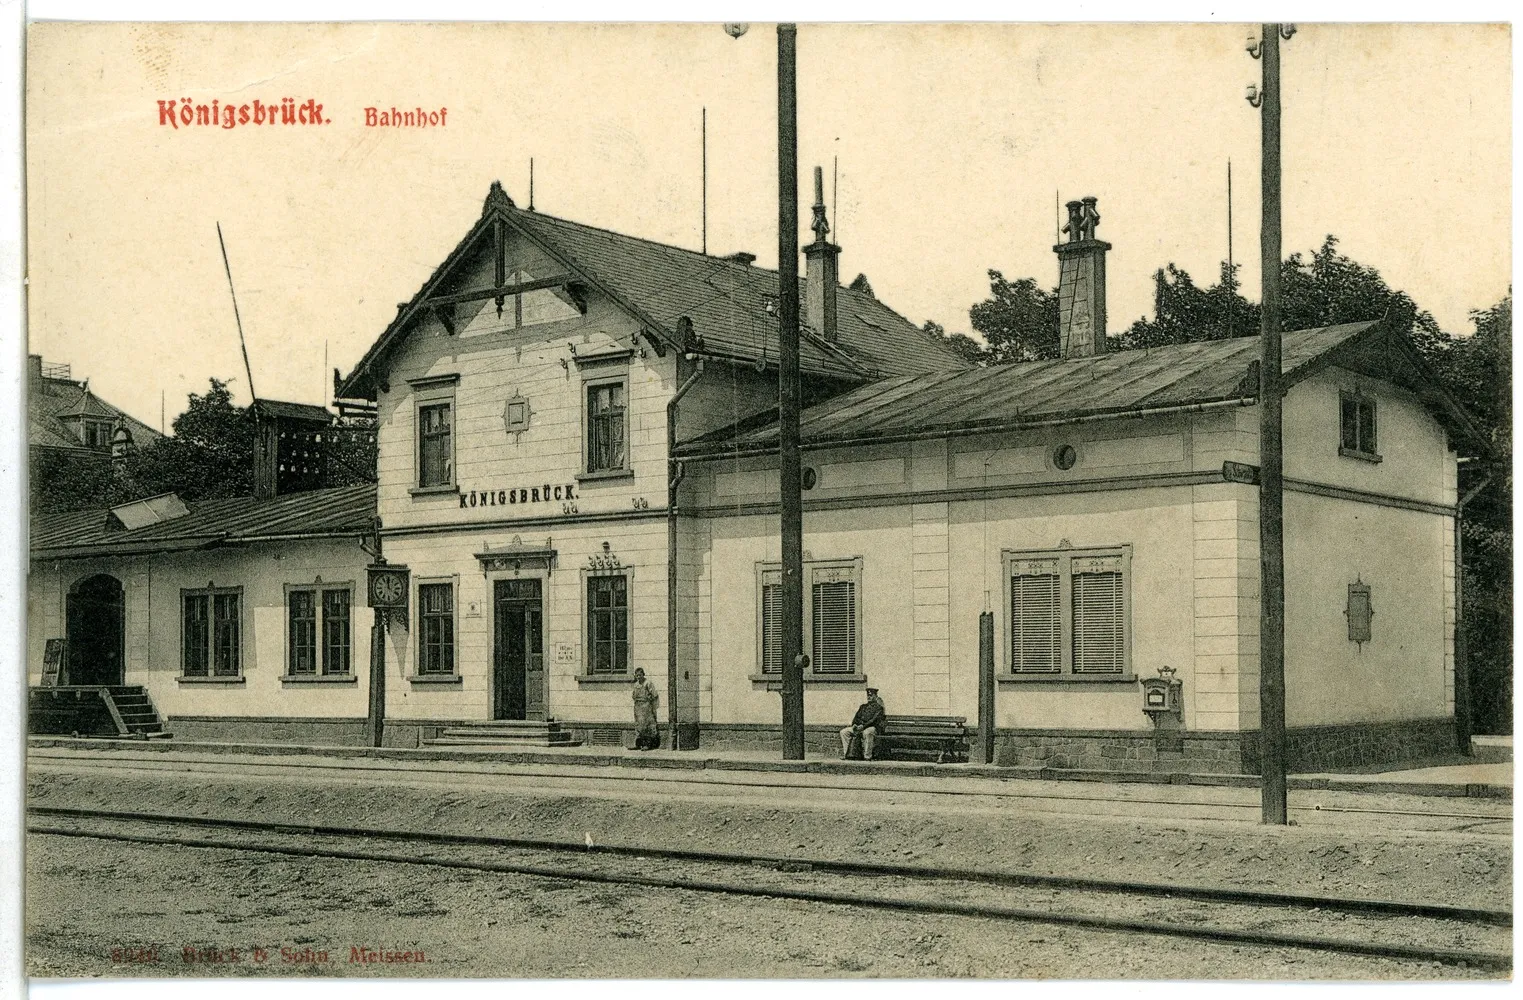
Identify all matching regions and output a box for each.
[29,820,1509,972]
[29,751,1512,826]
[28,806,1511,926]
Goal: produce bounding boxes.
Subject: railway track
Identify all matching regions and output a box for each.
[27,746,1513,834]
[27,805,1513,972]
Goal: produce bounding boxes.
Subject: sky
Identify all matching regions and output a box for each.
[24,22,1512,429]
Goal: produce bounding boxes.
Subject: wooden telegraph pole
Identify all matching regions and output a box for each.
[777,23,805,760]
[1251,23,1292,825]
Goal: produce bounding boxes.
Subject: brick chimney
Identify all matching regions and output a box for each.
[1054,196,1110,358]
[803,166,840,343]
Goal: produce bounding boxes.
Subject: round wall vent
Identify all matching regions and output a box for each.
[1053,444,1078,471]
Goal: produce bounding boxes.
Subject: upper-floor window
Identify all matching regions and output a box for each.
[1339,391,1380,462]
[182,586,242,678]
[585,378,628,475]
[1005,547,1131,680]
[409,374,459,491]
[419,404,452,486]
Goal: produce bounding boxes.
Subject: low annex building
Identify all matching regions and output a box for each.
[28,182,1488,772]
[28,482,378,743]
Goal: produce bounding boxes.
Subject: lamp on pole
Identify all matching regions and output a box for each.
[727,21,806,760]
[1247,22,1295,825]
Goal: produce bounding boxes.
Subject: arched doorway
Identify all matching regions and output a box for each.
[66,574,125,686]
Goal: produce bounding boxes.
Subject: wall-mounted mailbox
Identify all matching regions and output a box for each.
[1141,665,1183,727]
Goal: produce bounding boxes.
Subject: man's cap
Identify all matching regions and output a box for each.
[866,687,878,694]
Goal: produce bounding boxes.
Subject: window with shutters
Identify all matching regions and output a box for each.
[1008,557,1062,674]
[1004,547,1131,680]
[1339,390,1380,462]
[755,559,863,679]
[286,585,353,677]
[758,573,783,675]
[181,586,243,678]
[812,567,858,674]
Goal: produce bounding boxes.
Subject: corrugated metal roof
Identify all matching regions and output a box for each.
[31,484,376,559]
[676,322,1383,456]
[339,185,968,398]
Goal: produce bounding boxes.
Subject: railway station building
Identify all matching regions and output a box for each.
[28,182,1487,772]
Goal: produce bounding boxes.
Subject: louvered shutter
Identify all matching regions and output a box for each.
[1010,558,1061,674]
[1072,555,1125,674]
[811,579,856,674]
[760,581,782,674]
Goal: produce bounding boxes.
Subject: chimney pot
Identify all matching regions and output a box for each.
[1054,195,1110,358]
[804,165,841,343]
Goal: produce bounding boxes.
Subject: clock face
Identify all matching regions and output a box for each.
[368,569,408,608]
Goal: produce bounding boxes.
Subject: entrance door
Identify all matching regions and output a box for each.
[493,578,544,721]
[65,574,125,686]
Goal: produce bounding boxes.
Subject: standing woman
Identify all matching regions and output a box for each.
[631,667,660,750]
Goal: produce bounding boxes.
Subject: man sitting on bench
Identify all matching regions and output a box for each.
[840,687,886,760]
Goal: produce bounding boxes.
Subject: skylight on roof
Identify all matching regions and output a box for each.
[108,493,189,531]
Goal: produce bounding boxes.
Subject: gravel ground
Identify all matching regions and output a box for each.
[24,766,1513,980]
[25,834,1501,980]
[27,769,1512,909]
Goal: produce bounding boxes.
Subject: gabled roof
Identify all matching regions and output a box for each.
[676,320,1490,459]
[29,369,163,455]
[338,184,968,398]
[30,484,376,561]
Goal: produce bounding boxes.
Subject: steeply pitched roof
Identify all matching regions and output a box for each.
[30,484,376,561]
[676,320,1489,458]
[338,184,968,398]
[29,370,163,455]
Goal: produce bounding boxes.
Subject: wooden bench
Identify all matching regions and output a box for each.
[846,715,969,764]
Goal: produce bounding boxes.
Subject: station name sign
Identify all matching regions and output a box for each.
[461,484,577,509]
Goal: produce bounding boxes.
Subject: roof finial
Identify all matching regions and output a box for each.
[485,180,516,214]
[810,165,830,243]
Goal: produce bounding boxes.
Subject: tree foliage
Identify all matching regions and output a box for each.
[1116,236,1445,352]
[967,271,1061,363]
[921,320,987,366]
[29,378,377,515]
[1420,295,1512,733]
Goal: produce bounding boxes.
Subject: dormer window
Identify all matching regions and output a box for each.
[82,420,113,451]
[1339,391,1380,463]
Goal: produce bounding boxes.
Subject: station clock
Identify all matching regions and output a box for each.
[367,564,410,609]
